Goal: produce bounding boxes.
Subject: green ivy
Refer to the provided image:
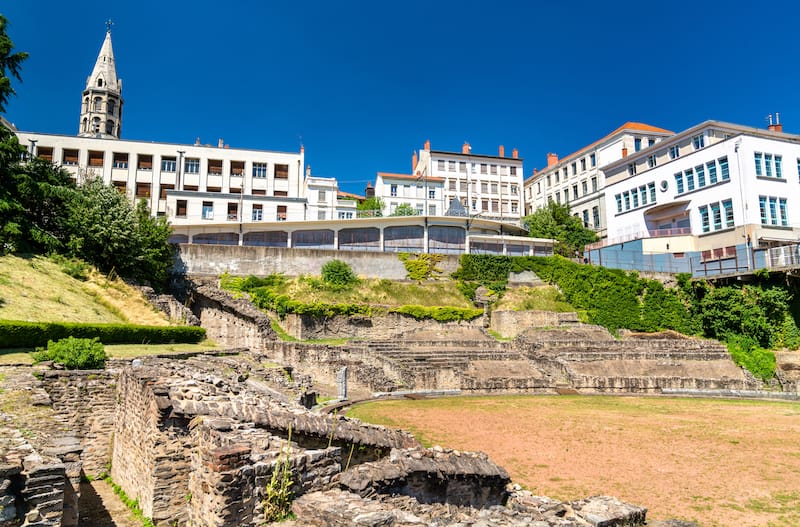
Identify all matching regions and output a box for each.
[391,305,483,322]
[398,253,443,281]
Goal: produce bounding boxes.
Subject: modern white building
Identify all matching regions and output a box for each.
[374,172,445,216]
[413,141,524,223]
[522,122,673,238]
[595,118,800,272]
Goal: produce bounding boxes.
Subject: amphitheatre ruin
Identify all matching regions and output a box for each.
[2,246,799,527]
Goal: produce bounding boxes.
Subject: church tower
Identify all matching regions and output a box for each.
[79,22,123,139]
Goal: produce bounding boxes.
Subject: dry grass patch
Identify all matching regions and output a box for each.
[494,285,575,312]
[348,395,800,527]
[0,255,170,325]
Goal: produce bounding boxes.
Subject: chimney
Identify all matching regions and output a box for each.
[768,112,783,132]
[424,139,430,151]
[306,165,311,177]
[218,138,224,148]
[194,137,201,146]
[412,150,418,172]
[499,145,505,157]
[512,148,519,159]
[546,152,558,167]
[365,181,375,198]
[300,145,305,154]
[462,142,471,154]
[533,168,538,176]
[622,147,628,158]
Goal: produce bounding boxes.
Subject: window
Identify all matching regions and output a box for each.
[628,163,636,176]
[480,163,487,174]
[107,99,116,115]
[511,202,518,213]
[159,184,174,199]
[471,163,476,174]
[252,204,263,221]
[623,191,630,210]
[437,160,445,171]
[185,158,200,174]
[84,151,102,167]
[202,201,213,220]
[252,162,267,178]
[318,210,326,220]
[63,149,79,166]
[460,181,468,192]
[634,138,642,152]
[227,202,239,221]
[759,196,768,224]
[161,157,176,172]
[137,154,153,170]
[207,186,221,193]
[776,155,783,178]
[797,158,800,182]
[339,211,354,219]
[582,209,589,227]
[580,158,586,171]
[459,161,466,173]
[711,202,722,230]
[780,198,788,226]
[572,184,578,198]
[510,166,517,176]
[481,182,488,193]
[564,189,569,202]
[208,159,223,176]
[448,160,456,172]
[632,189,639,208]
[93,97,102,112]
[318,189,327,202]
[591,176,598,193]
[722,199,734,228]
[674,172,685,194]
[511,184,518,195]
[692,134,705,149]
[490,164,498,175]
[428,189,435,199]
[719,157,729,180]
[230,161,245,177]
[707,161,718,184]
[615,194,623,213]
[685,168,695,191]
[765,154,773,177]
[555,171,560,184]
[647,155,656,168]
[754,153,763,176]
[390,184,398,197]
[275,164,289,179]
[639,185,647,205]
[274,190,288,197]
[429,204,436,215]
[571,162,577,175]
[581,180,588,195]
[135,182,150,198]
[769,197,778,225]
[699,205,710,233]
[648,138,656,147]
[696,164,706,187]
[491,183,499,194]
[546,175,551,186]
[592,206,600,228]
[669,145,680,159]
[590,153,597,167]
[176,200,187,218]
[277,205,287,221]
[113,152,128,169]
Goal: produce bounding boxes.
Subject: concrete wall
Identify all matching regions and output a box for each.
[175,244,461,279]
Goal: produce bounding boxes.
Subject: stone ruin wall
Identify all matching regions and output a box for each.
[190,283,276,351]
[489,310,579,339]
[283,312,485,340]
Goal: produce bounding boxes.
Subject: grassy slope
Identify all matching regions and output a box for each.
[270,277,474,308]
[493,285,575,312]
[0,255,170,325]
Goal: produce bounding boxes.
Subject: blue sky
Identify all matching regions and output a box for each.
[4,1,800,195]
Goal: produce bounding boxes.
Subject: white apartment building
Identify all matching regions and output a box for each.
[522,122,673,238]
[601,119,800,261]
[413,141,524,223]
[375,172,445,216]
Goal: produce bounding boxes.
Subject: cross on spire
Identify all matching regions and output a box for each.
[105,19,113,33]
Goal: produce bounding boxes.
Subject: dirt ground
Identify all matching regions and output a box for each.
[348,395,800,527]
[78,480,139,527]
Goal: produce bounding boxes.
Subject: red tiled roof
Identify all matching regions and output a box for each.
[337,190,365,200]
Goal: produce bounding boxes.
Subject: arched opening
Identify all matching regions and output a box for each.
[82,118,88,132]
[93,97,102,112]
[106,120,115,135]
[92,117,101,133]
[82,97,89,113]
[107,99,116,115]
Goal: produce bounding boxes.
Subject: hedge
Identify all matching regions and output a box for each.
[0,320,206,348]
[391,305,483,322]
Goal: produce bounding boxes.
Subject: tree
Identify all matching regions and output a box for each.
[390,203,417,216]
[356,196,385,218]
[0,14,28,114]
[522,201,598,257]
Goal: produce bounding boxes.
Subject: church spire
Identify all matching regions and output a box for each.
[78,22,123,139]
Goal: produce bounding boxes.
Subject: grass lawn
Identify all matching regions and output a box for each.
[348,395,800,527]
[493,285,576,313]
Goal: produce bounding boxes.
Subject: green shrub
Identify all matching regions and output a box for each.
[398,253,443,281]
[391,305,483,322]
[321,259,358,286]
[49,254,89,280]
[32,337,107,369]
[0,320,206,348]
[726,334,776,381]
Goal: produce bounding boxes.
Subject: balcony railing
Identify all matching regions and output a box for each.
[585,227,693,251]
[227,214,239,221]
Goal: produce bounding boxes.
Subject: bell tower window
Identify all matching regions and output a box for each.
[93,97,102,112]
[97,78,103,87]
